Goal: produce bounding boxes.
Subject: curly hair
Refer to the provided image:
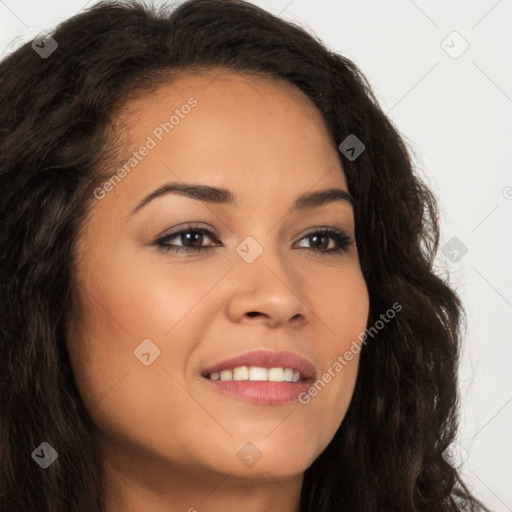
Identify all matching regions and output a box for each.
[0,0,491,510]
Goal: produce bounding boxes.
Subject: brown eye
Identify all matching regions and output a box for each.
[156,226,219,254]
[294,228,352,256]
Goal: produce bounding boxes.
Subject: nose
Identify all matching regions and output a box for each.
[225,244,311,329]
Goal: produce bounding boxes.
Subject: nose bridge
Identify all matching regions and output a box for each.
[225,226,311,326]
[235,227,293,286]
[230,203,305,288]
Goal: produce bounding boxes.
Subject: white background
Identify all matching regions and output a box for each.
[1,0,510,509]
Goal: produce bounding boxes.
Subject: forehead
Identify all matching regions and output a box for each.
[117,68,338,157]
[100,69,348,213]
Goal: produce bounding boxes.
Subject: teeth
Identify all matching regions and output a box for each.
[249,366,267,381]
[220,369,232,381]
[233,366,249,380]
[209,366,302,382]
[268,367,284,381]
[283,368,294,381]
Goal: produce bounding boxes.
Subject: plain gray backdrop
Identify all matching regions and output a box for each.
[1,0,511,510]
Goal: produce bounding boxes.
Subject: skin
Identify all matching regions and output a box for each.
[66,69,370,512]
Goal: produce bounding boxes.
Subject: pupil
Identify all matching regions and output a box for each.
[185,232,202,247]
[311,234,327,249]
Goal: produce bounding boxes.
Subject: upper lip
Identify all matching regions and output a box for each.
[201,349,317,380]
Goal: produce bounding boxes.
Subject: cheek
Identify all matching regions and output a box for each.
[66,247,221,416]
[312,261,369,352]
[300,266,368,433]
[65,263,204,458]
[73,244,213,345]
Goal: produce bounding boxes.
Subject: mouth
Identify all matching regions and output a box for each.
[200,349,316,404]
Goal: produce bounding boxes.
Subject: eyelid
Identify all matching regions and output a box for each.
[158,225,218,242]
[157,222,219,239]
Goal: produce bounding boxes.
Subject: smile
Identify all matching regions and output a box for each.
[205,365,302,382]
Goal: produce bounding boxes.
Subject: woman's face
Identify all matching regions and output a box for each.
[67,70,369,499]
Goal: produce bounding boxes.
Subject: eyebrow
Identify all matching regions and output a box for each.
[130,182,355,215]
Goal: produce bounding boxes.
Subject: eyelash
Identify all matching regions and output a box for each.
[155,225,352,257]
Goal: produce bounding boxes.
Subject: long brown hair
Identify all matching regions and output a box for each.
[0,0,491,510]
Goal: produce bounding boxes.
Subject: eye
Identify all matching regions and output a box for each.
[154,225,352,256]
[294,227,352,256]
[155,225,219,254]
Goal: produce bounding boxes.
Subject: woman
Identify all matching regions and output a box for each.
[0,0,492,510]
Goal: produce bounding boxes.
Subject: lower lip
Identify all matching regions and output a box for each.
[202,377,313,404]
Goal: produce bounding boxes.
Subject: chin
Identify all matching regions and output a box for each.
[224,457,311,481]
